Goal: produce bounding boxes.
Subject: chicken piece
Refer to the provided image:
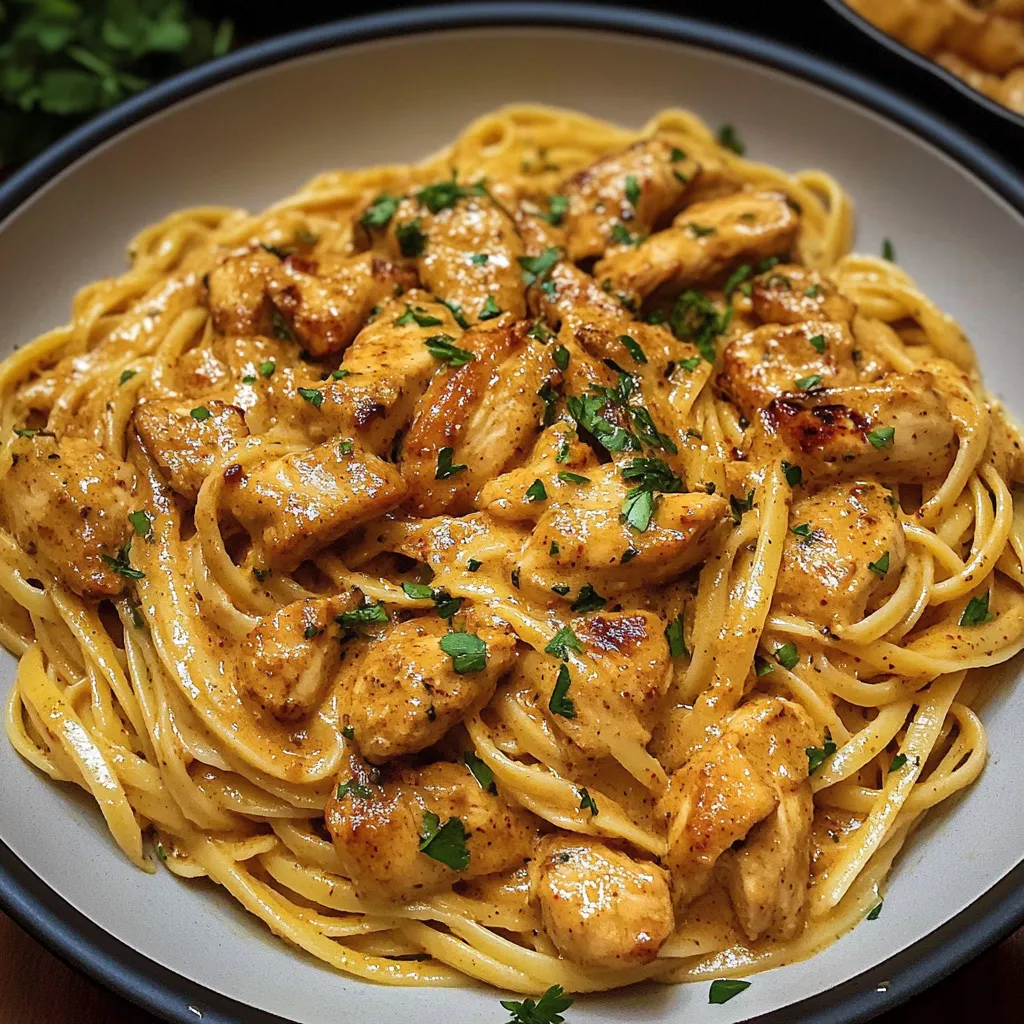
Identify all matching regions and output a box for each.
[226,439,407,569]
[847,0,956,53]
[719,320,859,421]
[749,264,855,325]
[560,138,700,261]
[1,434,134,598]
[945,12,1024,74]
[659,696,817,910]
[240,593,358,720]
[400,321,547,516]
[206,247,415,357]
[266,252,416,358]
[756,371,958,485]
[514,464,728,601]
[479,424,599,523]
[773,481,906,629]
[365,185,526,322]
[528,834,674,968]
[325,753,537,902]
[593,191,799,307]
[719,787,814,942]
[983,401,1024,484]
[134,398,249,501]
[349,616,517,764]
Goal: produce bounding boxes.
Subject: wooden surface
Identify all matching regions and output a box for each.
[0,908,1019,1022]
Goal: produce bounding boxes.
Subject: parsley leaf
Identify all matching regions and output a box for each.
[518,247,562,287]
[791,522,813,541]
[709,979,751,1004]
[101,543,145,580]
[437,297,470,329]
[361,193,400,228]
[808,333,827,354]
[723,263,752,296]
[545,625,584,661]
[618,334,647,365]
[259,360,276,378]
[669,289,730,362]
[866,901,883,921]
[336,778,372,800]
[570,584,606,613]
[960,592,994,627]
[467,559,482,572]
[119,369,137,386]
[557,471,589,485]
[774,641,799,670]
[395,303,443,328]
[401,581,434,600]
[297,387,323,409]
[717,124,746,155]
[882,237,896,262]
[622,486,656,532]
[795,374,823,392]
[415,175,484,213]
[665,613,687,658]
[552,345,570,371]
[439,631,487,672]
[435,447,467,479]
[624,174,641,206]
[336,602,388,627]
[271,307,296,342]
[525,479,548,503]
[189,406,210,421]
[548,664,576,718]
[889,753,909,773]
[609,222,642,246]
[781,461,802,486]
[478,294,501,320]
[500,985,574,1024]
[128,510,153,540]
[418,811,470,870]
[464,750,497,794]
[867,426,896,449]
[730,489,755,524]
[868,552,890,578]
[396,218,427,257]
[541,194,570,226]
[578,788,599,816]
[425,334,475,367]
[806,728,837,775]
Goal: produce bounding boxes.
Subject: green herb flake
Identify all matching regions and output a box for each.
[570,584,606,614]
[960,592,994,627]
[518,247,562,287]
[402,581,434,600]
[415,176,484,214]
[680,356,701,372]
[882,238,896,262]
[730,489,755,524]
[435,446,467,480]
[552,345,570,372]
[342,724,355,740]
[478,294,502,320]
[439,631,488,673]
[252,567,271,583]
[866,900,883,921]
[889,753,909,773]
[128,510,153,540]
[791,522,813,541]
[101,543,145,580]
[795,374,823,392]
[551,583,571,596]
[781,461,803,486]
[867,426,896,449]
[717,124,746,155]
[665,613,687,658]
[525,479,548,503]
[417,811,470,870]
[297,387,324,409]
[709,979,751,1005]
[361,193,401,229]
[624,174,641,207]
[242,374,257,384]
[336,778,373,800]
[557,471,590,486]
[259,360,276,378]
[545,625,585,661]
[548,663,576,719]
[806,728,837,775]
[687,222,716,238]
[723,263,752,296]
[464,750,497,794]
[868,551,890,578]
[805,284,822,298]
[118,369,137,386]
[189,406,211,421]
[500,984,573,1024]
[467,559,482,572]
[619,334,647,365]
[755,655,775,676]
[396,218,427,257]
[303,625,320,640]
[774,641,799,670]
[336,602,388,627]
[578,787,599,816]
[271,308,296,342]
[425,333,475,367]
[808,333,827,354]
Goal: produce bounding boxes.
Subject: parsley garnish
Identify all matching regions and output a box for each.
[557,471,589,485]
[709,979,751,1005]
[128,510,153,540]
[437,297,470,329]
[297,387,323,409]
[889,753,909,773]
[361,193,400,228]
[609,222,642,246]
[680,356,701,372]
[500,985,573,1024]
[570,584,606,613]
[723,263,752,296]
[418,811,470,870]
[687,222,716,238]
[478,294,501,320]
[538,381,560,427]
[795,374,823,392]
[578,788,599,816]
[425,333,475,367]
[545,625,584,661]
[396,218,427,257]
[541,194,570,226]
[717,124,746,155]
[624,174,641,206]
[960,592,994,627]
[774,641,799,670]
[548,664,576,718]
[518,247,561,288]
[415,175,484,213]
[868,552,890,578]
[669,289,731,362]
[435,447,467,479]
[866,901,883,921]
[808,334,827,354]
[271,307,295,342]
[101,543,145,580]
[119,369,136,385]
[242,374,256,384]
[527,319,555,343]
[525,479,548,503]
[867,426,895,449]
[467,559,482,572]
[471,253,489,266]
[806,728,837,774]
[342,724,355,739]
[464,750,497,794]
[755,655,775,676]
[252,567,271,583]
[336,778,372,800]
[401,581,434,600]
[259,360,276,378]
[395,303,443,328]
[781,461,802,486]
[791,523,813,541]
[882,238,896,262]
[304,625,320,640]
[730,489,755,524]
[665,613,687,658]
[551,584,571,596]
[336,602,388,627]
[439,631,487,672]
[331,369,349,381]
[618,334,647,365]
[189,406,210,421]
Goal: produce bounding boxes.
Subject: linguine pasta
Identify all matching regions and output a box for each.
[1,104,1022,997]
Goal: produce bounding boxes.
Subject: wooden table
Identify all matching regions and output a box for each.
[0,908,1019,1022]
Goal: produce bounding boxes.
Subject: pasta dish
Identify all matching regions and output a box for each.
[846,0,1024,114]
[2,105,1023,1001]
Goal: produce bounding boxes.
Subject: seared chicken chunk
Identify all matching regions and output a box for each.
[719,787,814,941]
[560,138,700,261]
[364,186,526,322]
[240,593,358,720]
[719,320,859,421]
[660,696,817,910]
[750,264,855,325]
[594,191,799,306]
[514,464,728,600]
[757,371,958,484]
[134,398,249,501]
[226,439,407,568]
[349,616,517,763]
[325,753,537,902]
[400,321,547,516]
[773,481,906,628]
[207,247,415,357]
[1,435,133,598]
[528,834,674,968]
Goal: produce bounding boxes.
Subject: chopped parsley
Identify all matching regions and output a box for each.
[435,446,467,480]
[401,581,434,600]
[500,985,573,1024]
[774,641,799,670]
[259,360,276,378]
[297,387,324,409]
[360,193,400,228]
[395,303,443,328]
[336,778,372,800]
[552,345,570,371]
[242,374,257,384]
[808,333,827,354]
[960,592,994,627]
[889,753,909,773]
[342,724,355,740]
[795,374,823,392]
[119,369,136,386]
[551,584,571,596]
[866,901,883,921]
[538,381,560,427]
[781,461,802,487]
[686,222,716,238]
[439,631,487,672]
[723,263,752,296]
[578,788,599,816]
[806,728,837,774]
[624,174,641,207]
[548,663,576,718]
[418,811,470,870]
[478,294,501,320]
[679,356,701,372]
[464,750,497,794]
[540,194,570,226]
[665,613,687,658]
[791,522,813,541]
[867,426,896,449]
[669,289,731,362]
[511,568,521,589]
[128,510,153,540]
[618,334,647,365]
[336,602,388,627]
[708,979,751,1005]
[396,218,427,257]
[437,297,470,328]
[730,489,755,524]
[425,333,475,367]
[550,541,560,556]
[545,625,584,661]
[717,124,746,155]
[471,253,489,266]
[101,543,145,580]
[252,567,271,583]
[882,237,896,262]
[331,369,350,381]
[868,552,890,578]
[609,222,642,246]
[518,247,561,287]
[557,471,590,485]
[415,175,484,213]
[570,584,606,613]
[527,318,555,343]
[755,655,775,676]
[303,625,321,640]
[525,479,548,503]
[271,307,295,342]
[189,406,211,421]
[467,559,482,572]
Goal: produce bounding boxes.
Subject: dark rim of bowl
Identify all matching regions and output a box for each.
[822,0,1024,130]
[1,5,1023,1024]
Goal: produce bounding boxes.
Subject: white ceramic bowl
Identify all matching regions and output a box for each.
[2,6,1024,1023]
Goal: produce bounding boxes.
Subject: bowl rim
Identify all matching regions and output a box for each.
[2,4,1024,1023]
[821,0,1024,131]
